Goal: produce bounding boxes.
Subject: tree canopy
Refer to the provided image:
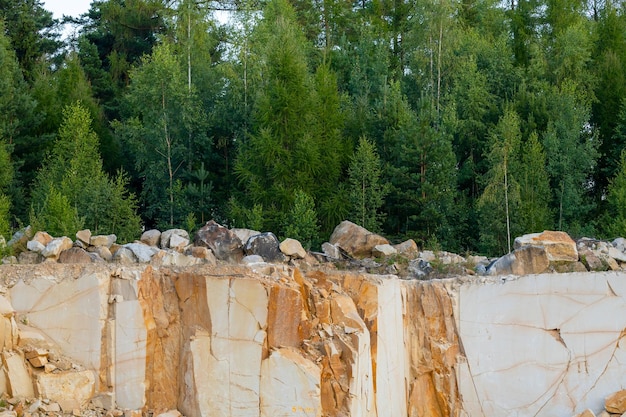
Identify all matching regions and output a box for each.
[0,0,625,255]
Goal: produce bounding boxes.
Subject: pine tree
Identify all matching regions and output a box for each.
[602,149,626,238]
[31,103,140,241]
[348,136,388,233]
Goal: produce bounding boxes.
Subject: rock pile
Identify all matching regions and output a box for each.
[5,220,626,279]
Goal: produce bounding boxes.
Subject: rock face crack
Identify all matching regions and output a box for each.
[547,328,567,349]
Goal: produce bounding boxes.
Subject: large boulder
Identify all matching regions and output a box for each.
[329,221,389,258]
[279,238,306,259]
[514,231,578,262]
[193,220,243,262]
[140,229,161,247]
[161,229,190,249]
[58,247,99,264]
[487,245,550,276]
[244,232,286,263]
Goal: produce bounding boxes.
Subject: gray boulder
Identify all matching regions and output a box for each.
[194,220,243,262]
[244,232,286,263]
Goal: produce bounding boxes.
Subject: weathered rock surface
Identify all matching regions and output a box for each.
[514,230,578,261]
[279,238,307,259]
[487,245,550,275]
[0,255,625,417]
[329,221,389,258]
[244,232,286,262]
[140,229,161,247]
[194,220,243,262]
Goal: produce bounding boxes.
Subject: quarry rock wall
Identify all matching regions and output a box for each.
[0,264,624,417]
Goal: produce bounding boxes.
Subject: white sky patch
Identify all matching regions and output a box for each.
[42,0,92,19]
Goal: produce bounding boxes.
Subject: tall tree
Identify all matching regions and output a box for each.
[115,41,208,229]
[518,132,553,233]
[0,0,62,80]
[543,80,598,235]
[234,0,346,233]
[478,108,522,255]
[31,103,140,241]
[348,136,388,232]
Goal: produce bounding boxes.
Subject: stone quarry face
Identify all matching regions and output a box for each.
[1,263,626,417]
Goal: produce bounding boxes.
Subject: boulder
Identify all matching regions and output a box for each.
[578,249,607,271]
[606,390,626,414]
[321,242,342,259]
[169,234,190,252]
[487,245,550,276]
[17,251,43,264]
[42,237,73,259]
[26,240,45,254]
[244,232,286,263]
[329,221,389,258]
[393,239,419,258]
[161,229,189,249]
[150,250,203,267]
[35,370,95,412]
[188,246,217,265]
[7,226,32,253]
[372,244,397,258]
[140,229,161,247]
[2,351,34,398]
[279,238,306,259]
[123,242,159,263]
[87,245,112,262]
[32,231,53,247]
[613,237,626,252]
[407,259,433,279]
[58,247,97,264]
[608,247,626,263]
[194,220,243,262]
[90,234,117,248]
[514,231,578,262]
[112,247,138,264]
[75,229,91,246]
[232,228,261,246]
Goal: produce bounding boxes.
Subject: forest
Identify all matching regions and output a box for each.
[1,0,626,256]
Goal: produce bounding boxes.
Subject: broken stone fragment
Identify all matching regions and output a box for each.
[279,238,306,259]
[160,229,189,249]
[90,234,117,248]
[75,230,91,246]
[606,389,626,414]
[41,237,73,259]
[372,244,397,257]
[140,229,161,247]
[2,351,34,398]
[35,370,95,412]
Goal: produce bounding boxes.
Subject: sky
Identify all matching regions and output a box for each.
[41,0,92,19]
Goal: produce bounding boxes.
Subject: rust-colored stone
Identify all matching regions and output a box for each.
[267,285,303,348]
[606,389,626,414]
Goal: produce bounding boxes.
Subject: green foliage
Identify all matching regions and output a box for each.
[478,108,522,255]
[31,103,140,240]
[0,193,11,241]
[518,132,553,232]
[348,136,388,233]
[283,190,320,250]
[30,186,83,237]
[602,150,626,238]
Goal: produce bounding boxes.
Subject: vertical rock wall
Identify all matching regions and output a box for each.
[3,264,626,417]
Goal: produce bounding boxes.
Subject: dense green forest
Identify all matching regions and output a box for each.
[2,0,626,255]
